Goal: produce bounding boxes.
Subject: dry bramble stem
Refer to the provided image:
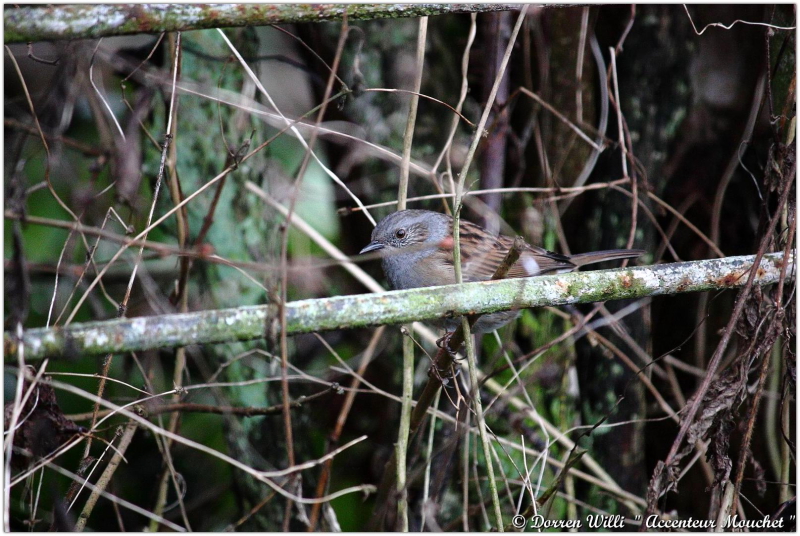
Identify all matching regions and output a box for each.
[4,252,793,361]
[370,235,525,525]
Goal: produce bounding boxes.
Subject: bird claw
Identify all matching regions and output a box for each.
[436,331,458,356]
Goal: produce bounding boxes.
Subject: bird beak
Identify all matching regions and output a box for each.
[359,241,384,254]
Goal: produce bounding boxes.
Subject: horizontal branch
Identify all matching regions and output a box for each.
[5,252,793,361]
[4,4,520,44]
[67,384,340,421]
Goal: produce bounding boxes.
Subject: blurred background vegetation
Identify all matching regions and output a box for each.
[4,4,795,531]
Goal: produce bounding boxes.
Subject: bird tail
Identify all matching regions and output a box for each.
[569,249,645,267]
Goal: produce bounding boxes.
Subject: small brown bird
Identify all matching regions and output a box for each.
[360,209,644,333]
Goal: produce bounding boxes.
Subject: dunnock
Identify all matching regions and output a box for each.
[360,209,644,333]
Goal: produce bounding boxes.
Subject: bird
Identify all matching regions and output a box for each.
[360,209,644,333]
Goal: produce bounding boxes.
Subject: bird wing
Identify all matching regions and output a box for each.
[439,217,640,282]
[454,220,575,281]
[510,244,577,277]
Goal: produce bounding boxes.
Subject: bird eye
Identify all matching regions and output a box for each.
[395,228,406,239]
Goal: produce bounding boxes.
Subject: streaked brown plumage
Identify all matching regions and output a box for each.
[360,209,644,332]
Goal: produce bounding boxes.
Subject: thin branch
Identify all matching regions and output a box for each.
[217,28,376,225]
[149,32,192,530]
[448,10,528,528]
[609,47,628,179]
[3,118,104,156]
[307,327,384,530]
[646,191,725,258]
[3,325,26,531]
[4,46,82,230]
[48,462,186,532]
[519,87,602,151]
[74,421,138,531]
[89,40,126,141]
[81,31,181,472]
[682,5,795,36]
[67,386,339,421]
[365,88,473,127]
[340,178,631,213]
[41,379,376,506]
[395,15,427,531]
[397,17,427,212]
[431,12,477,185]
[560,30,610,214]
[730,206,795,515]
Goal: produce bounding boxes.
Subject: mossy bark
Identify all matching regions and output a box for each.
[4,4,520,44]
[7,253,792,361]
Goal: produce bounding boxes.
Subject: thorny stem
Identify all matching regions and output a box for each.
[642,167,795,525]
[369,236,524,529]
[730,203,795,515]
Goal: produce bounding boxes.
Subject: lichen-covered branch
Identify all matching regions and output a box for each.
[4,4,520,44]
[5,252,794,361]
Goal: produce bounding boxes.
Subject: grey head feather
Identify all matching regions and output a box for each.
[369,210,451,290]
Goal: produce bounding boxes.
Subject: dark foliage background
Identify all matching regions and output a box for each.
[3,4,795,531]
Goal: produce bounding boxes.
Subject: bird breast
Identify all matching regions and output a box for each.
[382,245,456,290]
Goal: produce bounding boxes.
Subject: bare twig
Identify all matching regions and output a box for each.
[366,88,473,127]
[560,30,610,214]
[89,40,126,141]
[519,87,602,151]
[397,17,427,212]
[431,12,477,184]
[3,118,103,156]
[67,386,339,422]
[81,33,182,481]
[395,15,427,531]
[341,178,631,213]
[150,33,193,523]
[49,462,185,532]
[682,5,795,35]
[449,8,528,524]
[44,379,377,506]
[3,325,26,531]
[306,328,384,530]
[217,28,376,225]
[74,421,138,531]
